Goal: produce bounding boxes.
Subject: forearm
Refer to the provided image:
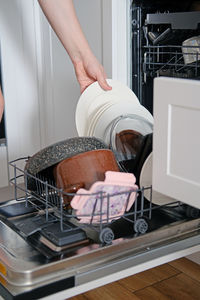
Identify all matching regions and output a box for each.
[38,0,111,92]
[38,0,93,64]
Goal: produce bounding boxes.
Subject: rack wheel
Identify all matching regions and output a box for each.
[99,228,114,244]
[134,218,148,234]
[185,206,200,218]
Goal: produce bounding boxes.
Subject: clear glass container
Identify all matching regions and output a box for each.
[106,114,153,173]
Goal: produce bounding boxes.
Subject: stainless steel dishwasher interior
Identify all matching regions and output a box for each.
[0,158,199,299]
[0,197,199,299]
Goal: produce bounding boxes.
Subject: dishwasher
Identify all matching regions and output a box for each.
[0,1,200,300]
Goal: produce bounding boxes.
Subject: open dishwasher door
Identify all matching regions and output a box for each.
[0,153,200,299]
[153,77,200,209]
[0,199,199,300]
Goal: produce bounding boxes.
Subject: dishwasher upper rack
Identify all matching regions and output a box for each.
[143,44,200,78]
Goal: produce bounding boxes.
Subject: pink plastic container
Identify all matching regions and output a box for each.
[71,171,138,223]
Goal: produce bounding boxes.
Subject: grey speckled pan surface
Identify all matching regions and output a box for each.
[25,137,109,176]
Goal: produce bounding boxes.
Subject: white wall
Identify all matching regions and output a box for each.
[36,0,130,147]
[36,0,106,147]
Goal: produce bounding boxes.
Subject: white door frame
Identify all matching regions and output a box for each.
[112,0,131,87]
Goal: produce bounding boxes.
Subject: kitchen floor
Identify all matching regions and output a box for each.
[69,258,200,300]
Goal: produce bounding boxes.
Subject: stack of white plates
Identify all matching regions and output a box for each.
[75,79,153,142]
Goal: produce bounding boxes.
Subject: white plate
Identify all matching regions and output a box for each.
[86,94,128,137]
[75,79,140,136]
[85,94,123,136]
[93,102,154,142]
[139,152,177,206]
[87,102,115,136]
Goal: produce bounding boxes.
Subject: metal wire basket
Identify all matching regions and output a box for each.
[9,157,155,245]
[143,44,200,78]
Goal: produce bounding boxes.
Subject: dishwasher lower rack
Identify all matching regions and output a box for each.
[8,157,187,258]
[8,158,156,247]
[143,44,200,79]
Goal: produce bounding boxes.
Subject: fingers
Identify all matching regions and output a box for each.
[74,61,92,93]
[80,84,88,94]
[80,78,95,94]
[80,74,112,94]
[96,71,112,91]
[74,58,112,93]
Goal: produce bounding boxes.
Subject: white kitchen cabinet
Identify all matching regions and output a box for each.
[153,77,200,209]
[0,0,129,187]
[37,0,108,146]
[0,0,42,186]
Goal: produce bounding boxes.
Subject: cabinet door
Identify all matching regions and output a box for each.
[37,0,105,146]
[0,0,110,187]
[0,0,42,186]
[153,77,200,209]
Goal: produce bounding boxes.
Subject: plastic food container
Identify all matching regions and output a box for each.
[71,171,138,223]
[107,114,153,172]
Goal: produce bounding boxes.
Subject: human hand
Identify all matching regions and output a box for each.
[73,55,112,94]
